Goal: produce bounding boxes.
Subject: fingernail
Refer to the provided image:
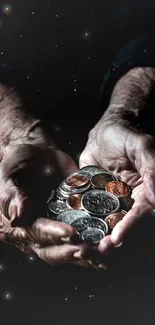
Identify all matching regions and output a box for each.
[114,241,123,248]
[10,213,16,223]
[111,229,123,247]
[99,242,112,255]
[9,205,17,221]
[61,237,71,243]
[98,263,108,270]
[73,251,82,260]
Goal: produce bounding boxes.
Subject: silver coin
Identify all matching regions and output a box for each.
[71,216,108,234]
[47,190,55,203]
[81,189,120,216]
[56,186,69,199]
[48,200,67,214]
[77,170,93,180]
[80,165,107,176]
[81,228,105,245]
[57,209,91,225]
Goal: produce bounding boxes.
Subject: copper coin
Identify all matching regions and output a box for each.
[105,211,126,229]
[91,173,114,189]
[105,181,131,197]
[67,194,83,210]
[65,172,89,188]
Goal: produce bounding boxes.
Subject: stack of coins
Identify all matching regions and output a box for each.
[47,166,134,245]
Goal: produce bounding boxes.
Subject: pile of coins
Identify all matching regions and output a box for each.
[46,166,134,245]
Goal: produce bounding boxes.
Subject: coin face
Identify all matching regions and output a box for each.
[105,181,131,197]
[81,228,105,245]
[48,200,67,214]
[57,209,90,225]
[67,194,83,210]
[91,173,114,189]
[65,172,90,188]
[105,211,126,229]
[119,196,134,212]
[81,190,120,216]
[71,216,108,234]
[80,165,107,177]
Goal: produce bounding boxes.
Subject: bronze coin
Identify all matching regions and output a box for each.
[105,211,126,229]
[91,172,114,189]
[65,173,89,188]
[67,194,83,210]
[105,181,131,197]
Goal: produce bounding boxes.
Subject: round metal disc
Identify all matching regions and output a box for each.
[71,216,108,234]
[57,209,91,225]
[66,193,83,210]
[105,181,131,197]
[47,190,55,203]
[56,186,69,200]
[79,165,107,177]
[81,189,120,216]
[81,228,105,245]
[48,200,67,214]
[119,196,134,212]
[91,172,114,189]
[59,180,90,197]
[104,210,126,229]
[65,172,90,188]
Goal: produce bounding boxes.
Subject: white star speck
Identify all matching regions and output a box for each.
[3,291,13,300]
[0,263,5,272]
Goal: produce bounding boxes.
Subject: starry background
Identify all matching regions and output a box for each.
[0,1,155,324]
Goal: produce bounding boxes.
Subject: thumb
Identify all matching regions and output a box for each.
[55,150,78,176]
[138,137,155,207]
[79,146,99,169]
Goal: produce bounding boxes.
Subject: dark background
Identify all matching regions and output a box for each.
[0,1,155,324]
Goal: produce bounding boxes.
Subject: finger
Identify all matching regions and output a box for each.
[111,203,152,246]
[98,235,114,256]
[55,150,78,177]
[137,136,155,206]
[79,147,99,169]
[33,242,90,266]
[27,218,79,245]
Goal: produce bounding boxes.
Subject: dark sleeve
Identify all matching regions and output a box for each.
[99,35,155,109]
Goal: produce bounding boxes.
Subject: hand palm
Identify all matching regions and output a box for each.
[80,122,155,247]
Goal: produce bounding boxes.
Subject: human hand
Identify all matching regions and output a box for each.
[0,210,98,266]
[0,141,78,223]
[0,141,106,267]
[79,120,155,254]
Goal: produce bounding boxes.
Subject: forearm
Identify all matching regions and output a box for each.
[0,84,55,158]
[101,67,155,126]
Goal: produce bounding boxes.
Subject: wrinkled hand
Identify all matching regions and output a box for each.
[0,143,102,267]
[80,120,155,255]
[0,211,96,266]
[0,143,78,222]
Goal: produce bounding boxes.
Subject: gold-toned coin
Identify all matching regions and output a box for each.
[91,173,114,189]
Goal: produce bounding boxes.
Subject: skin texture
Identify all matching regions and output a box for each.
[80,67,155,256]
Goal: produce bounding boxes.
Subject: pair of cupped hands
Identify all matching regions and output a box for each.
[1,118,155,269]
